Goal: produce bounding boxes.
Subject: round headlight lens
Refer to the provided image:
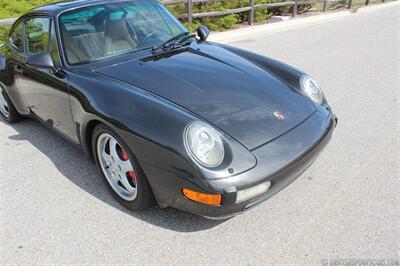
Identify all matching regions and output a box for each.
[184,122,224,167]
[300,75,324,105]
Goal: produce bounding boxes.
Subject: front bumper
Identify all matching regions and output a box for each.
[142,111,337,219]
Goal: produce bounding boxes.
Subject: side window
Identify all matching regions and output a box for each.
[49,21,61,67]
[25,18,50,53]
[10,22,24,51]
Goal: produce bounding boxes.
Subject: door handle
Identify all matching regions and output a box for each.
[14,65,23,74]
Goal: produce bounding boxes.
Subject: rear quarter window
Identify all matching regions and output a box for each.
[25,18,51,53]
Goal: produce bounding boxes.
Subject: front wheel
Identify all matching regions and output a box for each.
[0,85,22,123]
[92,124,155,210]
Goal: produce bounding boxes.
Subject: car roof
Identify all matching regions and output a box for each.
[30,0,155,16]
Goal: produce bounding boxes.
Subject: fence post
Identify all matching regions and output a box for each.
[186,0,193,30]
[292,0,298,17]
[323,0,328,12]
[365,0,369,5]
[347,0,353,9]
[249,0,255,25]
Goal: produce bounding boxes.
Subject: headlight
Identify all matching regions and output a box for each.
[300,75,325,105]
[184,122,224,167]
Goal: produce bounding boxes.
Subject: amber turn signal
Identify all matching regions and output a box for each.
[182,188,222,206]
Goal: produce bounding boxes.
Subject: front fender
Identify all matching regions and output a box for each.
[67,70,256,189]
[217,43,305,91]
[219,43,333,117]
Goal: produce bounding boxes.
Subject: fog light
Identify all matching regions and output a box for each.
[236,182,271,203]
[182,188,221,206]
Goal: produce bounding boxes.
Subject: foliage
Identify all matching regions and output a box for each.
[0,26,11,45]
[0,1,58,19]
[167,0,292,31]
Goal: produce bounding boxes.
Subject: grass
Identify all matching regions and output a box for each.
[0,1,58,19]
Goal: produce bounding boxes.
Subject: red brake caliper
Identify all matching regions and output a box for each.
[121,149,137,185]
[121,149,129,161]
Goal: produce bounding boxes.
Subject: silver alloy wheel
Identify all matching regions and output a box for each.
[97,133,137,201]
[0,86,9,118]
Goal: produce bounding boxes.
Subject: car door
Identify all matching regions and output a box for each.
[3,19,31,115]
[16,16,78,143]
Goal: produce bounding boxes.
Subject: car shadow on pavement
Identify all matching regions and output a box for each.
[2,118,226,232]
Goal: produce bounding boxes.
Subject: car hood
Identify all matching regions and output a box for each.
[95,44,315,150]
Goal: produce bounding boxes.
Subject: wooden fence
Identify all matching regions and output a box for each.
[161,0,377,27]
[0,0,390,28]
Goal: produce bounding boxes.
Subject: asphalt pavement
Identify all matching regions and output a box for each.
[1,5,399,265]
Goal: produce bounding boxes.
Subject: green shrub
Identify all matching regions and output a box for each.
[254,9,270,22]
[218,14,238,29]
[168,0,263,31]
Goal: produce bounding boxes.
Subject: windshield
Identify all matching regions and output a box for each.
[59,0,187,65]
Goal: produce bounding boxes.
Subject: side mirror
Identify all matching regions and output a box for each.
[197,25,210,42]
[26,52,55,69]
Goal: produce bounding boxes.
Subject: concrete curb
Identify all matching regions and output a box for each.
[356,0,400,13]
[0,18,16,27]
[209,0,399,43]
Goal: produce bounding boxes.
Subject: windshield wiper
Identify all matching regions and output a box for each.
[175,33,196,46]
[151,32,194,54]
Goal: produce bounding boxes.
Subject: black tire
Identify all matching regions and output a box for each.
[0,85,22,123]
[92,123,155,210]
